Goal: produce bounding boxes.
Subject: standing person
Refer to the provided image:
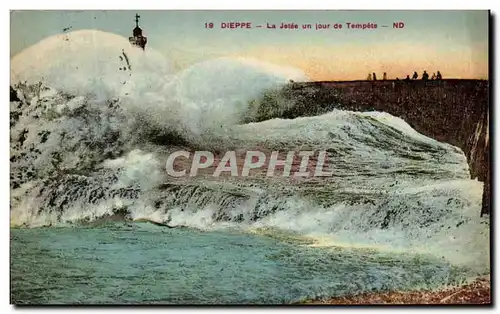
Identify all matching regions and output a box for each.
[431,73,436,80]
[412,71,418,80]
[422,71,429,81]
[367,73,372,80]
[404,75,411,82]
[373,72,377,81]
[436,71,442,80]
[383,72,387,80]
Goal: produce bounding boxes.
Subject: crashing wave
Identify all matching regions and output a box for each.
[10,30,489,274]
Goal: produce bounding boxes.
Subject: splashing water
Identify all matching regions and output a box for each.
[10,30,489,304]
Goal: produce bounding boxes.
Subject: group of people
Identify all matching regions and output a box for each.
[367,72,386,81]
[403,70,443,81]
[367,71,443,81]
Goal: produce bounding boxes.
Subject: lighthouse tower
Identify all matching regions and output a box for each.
[129,14,147,50]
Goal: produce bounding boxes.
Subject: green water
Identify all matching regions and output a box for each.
[11,222,468,304]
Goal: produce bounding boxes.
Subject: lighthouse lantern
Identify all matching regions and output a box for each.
[129,14,147,50]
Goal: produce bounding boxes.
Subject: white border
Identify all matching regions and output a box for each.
[3,1,497,313]
[4,1,498,10]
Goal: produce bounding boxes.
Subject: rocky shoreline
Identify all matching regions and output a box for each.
[301,277,491,305]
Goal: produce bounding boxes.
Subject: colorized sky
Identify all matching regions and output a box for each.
[11,10,489,80]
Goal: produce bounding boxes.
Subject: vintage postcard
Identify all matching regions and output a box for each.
[10,10,490,305]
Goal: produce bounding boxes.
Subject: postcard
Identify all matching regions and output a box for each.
[10,10,490,305]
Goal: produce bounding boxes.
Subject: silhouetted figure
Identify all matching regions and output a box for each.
[396,77,400,81]
[404,75,411,82]
[422,71,429,81]
[367,73,372,80]
[436,71,442,80]
[412,71,418,80]
[431,73,436,80]
[372,72,377,81]
[383,72,387,80]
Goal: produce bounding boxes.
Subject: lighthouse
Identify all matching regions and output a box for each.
[129,14,147,50]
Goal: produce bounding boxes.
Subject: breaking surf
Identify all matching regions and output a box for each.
[10,30,489,304]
